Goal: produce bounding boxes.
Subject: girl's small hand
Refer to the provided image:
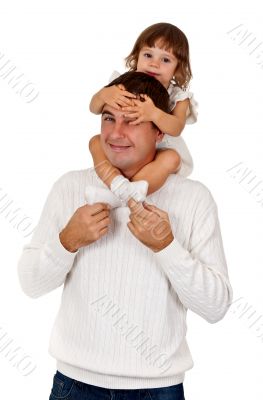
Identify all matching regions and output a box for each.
[100,85,136,109]
[122,94,157,125]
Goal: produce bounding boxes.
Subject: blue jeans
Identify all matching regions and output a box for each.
[49,370,185,399]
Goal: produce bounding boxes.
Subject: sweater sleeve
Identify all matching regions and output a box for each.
[154,194,233,323]
[17,174,79,299]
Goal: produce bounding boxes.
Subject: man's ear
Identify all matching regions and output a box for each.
[156,129,164,144]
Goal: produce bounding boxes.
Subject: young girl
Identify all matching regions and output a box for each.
[88,22,198,204]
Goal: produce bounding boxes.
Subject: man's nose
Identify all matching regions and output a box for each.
[111,120,126,139]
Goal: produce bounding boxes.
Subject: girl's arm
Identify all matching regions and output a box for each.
[89,135,181,197]
[123,95,190,137]
[89,89,107,114]
[152,98,190,136]
[89,85,136,114]
[89,134,181,197]
[131,148,181,194]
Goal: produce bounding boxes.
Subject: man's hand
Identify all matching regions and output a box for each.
[127,199,174,252]
[122,94,158,125]
[99,85,136,110]
[59,203,111,253]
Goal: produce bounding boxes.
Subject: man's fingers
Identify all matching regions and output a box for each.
[128,200,167,227]
[89,203,110,216]
[93,209,110,223]
[128,198,144,213]
[98,216,110,231]
[143,202,167,218]
[127,221,136,235]
[129,204,156,229]
[99,226,109,236]
[128,199,151,220]
[153,220,170,236]
[131,212,158,231]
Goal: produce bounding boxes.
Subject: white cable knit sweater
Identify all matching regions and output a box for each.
[17,168,233,389]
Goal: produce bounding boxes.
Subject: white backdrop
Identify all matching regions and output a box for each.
[0,0,263,398]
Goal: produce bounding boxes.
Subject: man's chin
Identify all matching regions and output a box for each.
[108,159,131,170]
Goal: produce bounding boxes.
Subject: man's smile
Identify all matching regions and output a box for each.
[109,143,132,152]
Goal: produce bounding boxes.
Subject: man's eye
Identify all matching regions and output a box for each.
[103,116,114,122]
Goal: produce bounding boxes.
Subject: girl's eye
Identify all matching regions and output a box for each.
[162,58,171,63]
[144,53,152,58]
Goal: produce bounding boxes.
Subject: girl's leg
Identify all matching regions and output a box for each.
[131,148,181,195]
[89,134,121,188]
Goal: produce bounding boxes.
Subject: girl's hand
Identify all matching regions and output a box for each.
[100,85,136,109]
[122,94,157,125]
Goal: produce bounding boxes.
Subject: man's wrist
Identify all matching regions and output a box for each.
[59,229,79,253]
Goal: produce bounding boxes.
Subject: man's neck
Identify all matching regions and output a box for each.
[120,153,156,180]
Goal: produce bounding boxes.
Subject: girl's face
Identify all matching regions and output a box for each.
[136,41,178,89]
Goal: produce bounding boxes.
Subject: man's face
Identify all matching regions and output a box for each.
[100,105,164,179]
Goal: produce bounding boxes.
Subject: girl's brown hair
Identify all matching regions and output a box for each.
[125,22,192,90]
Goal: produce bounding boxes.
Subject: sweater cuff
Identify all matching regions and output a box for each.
[154,238,188,273]
[46,234,79,267]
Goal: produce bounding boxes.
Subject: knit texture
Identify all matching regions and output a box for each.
[17,169,233,389]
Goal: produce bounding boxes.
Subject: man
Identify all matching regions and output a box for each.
[17,72,233,400]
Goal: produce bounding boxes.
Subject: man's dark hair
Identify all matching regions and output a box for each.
[106,71,169,114]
